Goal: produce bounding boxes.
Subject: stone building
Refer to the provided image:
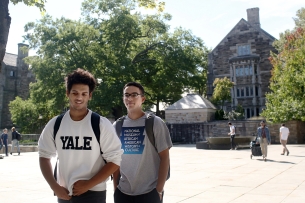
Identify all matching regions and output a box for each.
[0,43,35,128]
[165,94,216,124]
[207,8,277,118]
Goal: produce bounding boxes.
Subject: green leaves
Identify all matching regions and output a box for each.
[262,8,305,123]
[212,77,234,109]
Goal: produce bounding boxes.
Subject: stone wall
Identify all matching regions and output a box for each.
[168,120,305,144]
[166,110,215,124]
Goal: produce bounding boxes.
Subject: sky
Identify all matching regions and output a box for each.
[6,0,305,56]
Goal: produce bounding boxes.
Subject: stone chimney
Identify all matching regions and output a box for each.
[247,7,260,29]
[17,43,29,59]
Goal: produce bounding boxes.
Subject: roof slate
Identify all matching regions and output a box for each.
[3,53,17,67]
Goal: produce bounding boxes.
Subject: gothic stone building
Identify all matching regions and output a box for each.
[0,43,35,128]
[207,8,277,118]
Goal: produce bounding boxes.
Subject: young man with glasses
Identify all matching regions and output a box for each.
[113,82,172,203]
[38,68,123,203]
[257,120,271,161]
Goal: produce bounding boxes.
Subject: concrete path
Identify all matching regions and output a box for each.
[0,144,305,203]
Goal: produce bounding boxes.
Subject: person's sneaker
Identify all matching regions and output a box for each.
[10,152,12,155]
[18,152,20,155]
[287,151,289,156]
[281,153,284,155]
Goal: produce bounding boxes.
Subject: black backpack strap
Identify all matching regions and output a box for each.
[53,113,65,194]
[115,116,126,137]
[91,112,101,153]
[145,113,156,151]
[54,113,65,142]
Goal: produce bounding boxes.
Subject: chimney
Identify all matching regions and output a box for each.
[17,43,29,59]
[247,7,260,29]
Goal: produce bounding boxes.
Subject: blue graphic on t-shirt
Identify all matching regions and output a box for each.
[121,126,145,154]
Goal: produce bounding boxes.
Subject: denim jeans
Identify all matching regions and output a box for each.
[58,190,106,203]
[11,139,20,153]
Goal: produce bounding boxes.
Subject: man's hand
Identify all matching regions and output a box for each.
[53,185,71,200]
[73,180,89,196]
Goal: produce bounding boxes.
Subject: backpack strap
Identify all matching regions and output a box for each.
[145,113,156,151]
[115,116,126,137]
[91,112,101,154]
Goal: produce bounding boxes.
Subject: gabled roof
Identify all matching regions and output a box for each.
[3,53,17,67]
[212,18,276,53]
[166,94,216,110]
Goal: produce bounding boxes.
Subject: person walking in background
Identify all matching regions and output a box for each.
[228,122,236,150]
[257,121,271,161]
[1,128,9,156]
[113,82,172,203]
[280,123,290,156]
[10,127,21,155]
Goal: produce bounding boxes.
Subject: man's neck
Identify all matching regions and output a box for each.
[69,109,89,121]
[128,110,145,120]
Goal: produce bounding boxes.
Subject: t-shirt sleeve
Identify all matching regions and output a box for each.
[38,117,57,159]
[100,117,123,166]
[153,116,173,153]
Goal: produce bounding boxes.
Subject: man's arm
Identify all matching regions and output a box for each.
[73,162,119,196]
[156,148,170,199]
[39,157,71,200]
[113,168,121,190]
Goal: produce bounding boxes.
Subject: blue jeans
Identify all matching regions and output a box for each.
[58,190,106,203]
[230,135,236,149]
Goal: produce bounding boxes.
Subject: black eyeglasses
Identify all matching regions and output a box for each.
[123,93,143,99]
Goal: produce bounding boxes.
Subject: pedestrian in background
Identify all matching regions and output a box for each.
[257,121,271,161]
[10,127,21,155]
[279,123,290,156]
[228,122,236,150]
[1,128,9,156]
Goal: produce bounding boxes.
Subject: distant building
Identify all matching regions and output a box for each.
[207,8,277,118]
[165,94,216,123]
[0,43,35,128]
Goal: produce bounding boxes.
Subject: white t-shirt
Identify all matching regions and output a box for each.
[229,125,235,135]
[38,110,123,195]
[280,126,290,140]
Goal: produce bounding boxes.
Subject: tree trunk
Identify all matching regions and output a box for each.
[156,98,160,116]
[0,0,11,72]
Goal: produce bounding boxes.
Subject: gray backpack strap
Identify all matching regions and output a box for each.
[145,113,156,151]
[115,116,126,137]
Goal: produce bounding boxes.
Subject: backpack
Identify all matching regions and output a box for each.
[16,132,21,141]
[115,113,170,180]
[53,112,107,181]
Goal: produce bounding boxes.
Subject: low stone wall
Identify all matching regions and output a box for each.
[0,145,38,154]
[167,120,305,144]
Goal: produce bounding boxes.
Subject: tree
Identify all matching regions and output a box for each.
[0,0,46,72]
[10,0,209,130]
[211,77,234,109]
[262,8,305,122]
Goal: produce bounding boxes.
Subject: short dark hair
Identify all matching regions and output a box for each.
[65,68,96,93]
[282,123,285,126]
[123,82,145,95]
[260,120,265,124]
[228,122,232,125]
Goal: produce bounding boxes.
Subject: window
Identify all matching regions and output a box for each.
[249,66,253,75]
[240,67,244,76]
[245,66,249,75]
[10,71,15,77]
[250,86,253,96]
[246,87,249,96]
[238,44,251,56]
[241,88,244,97]
[255,86,259,96]
[237,88,240,97]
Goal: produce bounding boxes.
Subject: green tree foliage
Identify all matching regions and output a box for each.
[9,97,39,133]
[10,0,209,130]
[211,77,234,109]
[262,8,305,122]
